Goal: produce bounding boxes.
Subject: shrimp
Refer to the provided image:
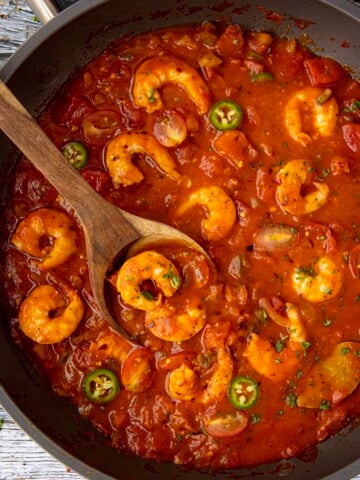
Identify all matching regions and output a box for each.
[105,133,180,188]
[116,250,181,311]
[19,284,84,344]
[167,363,198,401]
[95,332,132,363]
[176,186,236,241]
[11,208,78,270]
[244,300,306,382]
[166,346,233,402]
[145,295,206,342]
[132,57,211,115]
[292,256,343,303]
[276,159,329,215]
[202,346,234,403]
[285,87,339,147]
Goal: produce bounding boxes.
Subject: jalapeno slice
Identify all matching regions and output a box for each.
[82,368,120,404]
[209,100,243,131]
[228,376,259,409]
[62,141,88,169]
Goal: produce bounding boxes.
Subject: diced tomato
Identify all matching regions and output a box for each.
[341,98,360,122]
[244,60,264,75]
[171,250,210,288]
[216,25,244,58]
[51,94,94,129]
[342,123,360,153]
[202,321,231,349]
[213,131,249,168]
[121,347,154,393]
[80,167,111,192]
[256,167,276,202]
[119,100,145,130]
[304,223,338,254]
[304,57,345,87]
[246,31,273,55]
[330,156,350,176]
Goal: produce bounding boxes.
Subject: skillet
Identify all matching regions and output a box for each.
[0,0,359,479]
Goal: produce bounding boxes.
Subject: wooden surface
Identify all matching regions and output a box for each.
[0,1,360,480]
[1,6,84,480]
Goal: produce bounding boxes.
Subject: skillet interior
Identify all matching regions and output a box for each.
[0,0,359,479]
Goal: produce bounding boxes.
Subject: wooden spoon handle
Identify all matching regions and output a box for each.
[0,79,139,249]
[0,79,101,219]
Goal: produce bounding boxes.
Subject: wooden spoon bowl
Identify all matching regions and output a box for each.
[0,79,209,337]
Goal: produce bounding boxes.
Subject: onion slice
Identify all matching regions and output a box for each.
[254,224,298,252]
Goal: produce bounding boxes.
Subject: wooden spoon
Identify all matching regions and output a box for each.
[0,79,208,338]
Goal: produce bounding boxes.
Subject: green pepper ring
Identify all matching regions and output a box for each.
[62,141,88,170]
[228,375,259,410]
[209,99,243,131]
[82,367,120,405]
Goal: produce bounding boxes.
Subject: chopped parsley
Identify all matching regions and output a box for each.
[250,413,262,424]
[343,100,360,113]
[322,168,330,178]
[148,88,156,103]
[163,269,180,289]
[319,400,331,410]
[285,393,298,408]
[295,265,316,280]
[141,290,154,301]
[255,308,268,323]
[341,347,351,356]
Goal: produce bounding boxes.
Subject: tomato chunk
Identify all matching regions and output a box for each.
[342,123,360,153]
[304,58,344,87]
[203,410,248,437]
[121,347,154,393]
[216,25,244,58]
[80,167,110,192]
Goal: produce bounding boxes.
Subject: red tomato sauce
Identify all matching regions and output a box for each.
[1,23,360,470]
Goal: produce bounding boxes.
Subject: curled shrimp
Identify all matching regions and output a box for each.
[276,159,329,215]
[105,133,180,188]
[167,346,233,402]
[292,256,343,303]
[167,363,198,401]
[145,294,206,342]
[95,332,132,363]
[176,186,236,241]
[11,208,78,270]
[285,87,339,147]
[19,284,84,344]
[244,300,306,382]
[202,346,234,403]
[116,250,181,311]
[132,56,211,115]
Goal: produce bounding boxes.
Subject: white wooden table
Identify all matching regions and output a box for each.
[0,1,360,479]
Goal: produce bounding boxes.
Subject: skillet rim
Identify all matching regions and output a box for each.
[0,1,360,479]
